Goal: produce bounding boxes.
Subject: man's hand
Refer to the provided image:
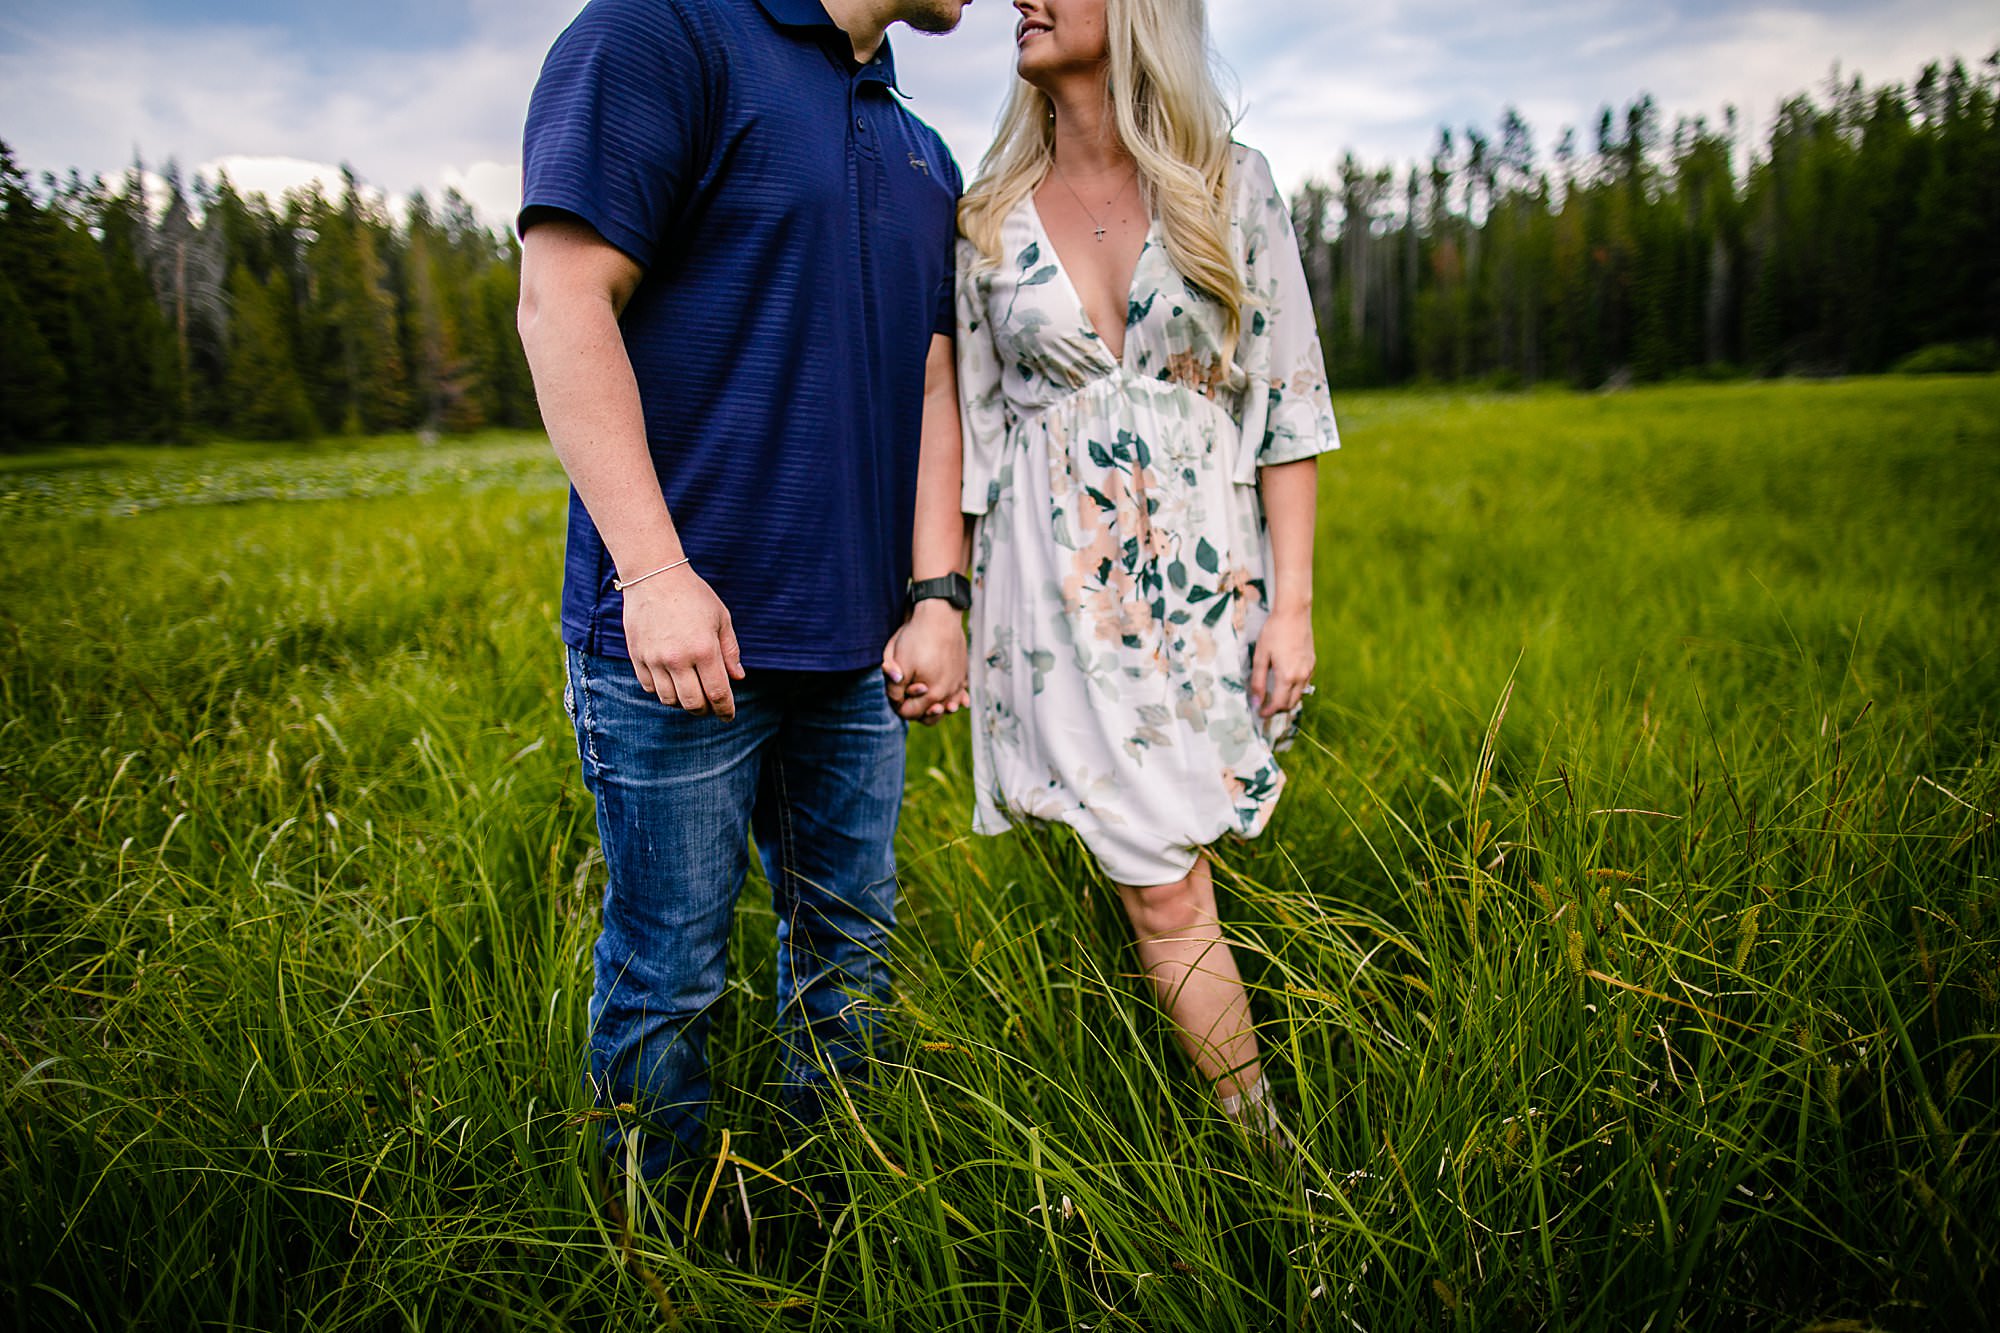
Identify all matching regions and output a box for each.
[621,566,746,719]
[882,600,968,724]
[1249,605,1315,718]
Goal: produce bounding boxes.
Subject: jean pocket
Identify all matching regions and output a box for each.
[565,650,607,777]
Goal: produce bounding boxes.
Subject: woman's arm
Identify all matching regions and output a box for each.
[1252,457,1317,717]
[1234,146,1337,720]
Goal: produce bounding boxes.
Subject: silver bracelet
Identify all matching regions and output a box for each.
[612,557,692,592]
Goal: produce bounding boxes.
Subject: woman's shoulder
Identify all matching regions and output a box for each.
[1229,141,1268,171]
[1228,142,1282,213]
[955,233,992,283]
[955,196,1038,276]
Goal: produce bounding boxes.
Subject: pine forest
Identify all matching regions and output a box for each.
[1,52,1996,449]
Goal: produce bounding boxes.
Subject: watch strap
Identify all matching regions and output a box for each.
[907,572,973,612]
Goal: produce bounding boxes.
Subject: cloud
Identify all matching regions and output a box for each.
[0,0,1992,229]
[0,3,575,226]
[893,3,1019,177]
[1204,0,1997,190]
[201,155,352,202]
[1624,1,1995,132]
[442,160,528,226]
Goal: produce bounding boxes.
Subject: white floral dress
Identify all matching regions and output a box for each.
[956,145,1340,886]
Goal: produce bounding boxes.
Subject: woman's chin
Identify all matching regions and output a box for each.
[1015,56,1071,93]
[1015,46,1106,93]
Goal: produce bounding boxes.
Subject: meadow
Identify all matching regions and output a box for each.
[2,377,1996,1331]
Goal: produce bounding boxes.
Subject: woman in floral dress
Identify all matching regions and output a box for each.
[952,0,1339,1136]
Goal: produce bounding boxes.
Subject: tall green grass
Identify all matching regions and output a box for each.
[3,378,1996,1330]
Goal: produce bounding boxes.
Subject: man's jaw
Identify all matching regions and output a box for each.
[902,0,971,37]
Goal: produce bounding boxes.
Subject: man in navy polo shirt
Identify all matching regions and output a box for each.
[517,0,974,1183]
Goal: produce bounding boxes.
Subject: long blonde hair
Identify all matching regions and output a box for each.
[957,0,1246,354]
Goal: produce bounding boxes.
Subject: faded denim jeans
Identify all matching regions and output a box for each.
[564,648,903,1179]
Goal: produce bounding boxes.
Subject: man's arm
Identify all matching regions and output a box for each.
[883,332,970,722]
[518,217,744,719]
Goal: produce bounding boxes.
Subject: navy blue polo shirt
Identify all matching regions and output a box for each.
[520,0,961,669]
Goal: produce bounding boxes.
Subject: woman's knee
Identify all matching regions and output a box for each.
[1120,875,1215,941]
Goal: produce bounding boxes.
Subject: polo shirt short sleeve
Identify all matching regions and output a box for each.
[520,0,963,671]
[518,1,709,270]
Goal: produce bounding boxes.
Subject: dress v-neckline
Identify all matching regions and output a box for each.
[1026,192,1155,367]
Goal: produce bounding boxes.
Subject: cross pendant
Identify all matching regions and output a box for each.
[1093,225,1107,242]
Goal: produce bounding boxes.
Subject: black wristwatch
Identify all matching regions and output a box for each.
[906,572,973,613]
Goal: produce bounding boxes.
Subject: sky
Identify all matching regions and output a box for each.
[0,0,1993,228]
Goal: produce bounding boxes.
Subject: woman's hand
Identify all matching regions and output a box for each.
[882,601,969,724]
[1250,606,1314,718]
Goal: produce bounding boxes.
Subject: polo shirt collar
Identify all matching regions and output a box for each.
[752,0,836,26]
[860,39,900,89]
[752,0,902,89]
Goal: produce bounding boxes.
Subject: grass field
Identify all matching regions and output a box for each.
[3,377,1997,1331]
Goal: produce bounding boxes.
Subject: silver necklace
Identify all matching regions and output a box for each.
[1051,159,1136,242]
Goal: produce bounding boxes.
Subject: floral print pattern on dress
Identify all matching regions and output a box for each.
[955,145,1340,887]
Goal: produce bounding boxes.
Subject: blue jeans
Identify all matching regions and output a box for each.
[564,648,905,1179]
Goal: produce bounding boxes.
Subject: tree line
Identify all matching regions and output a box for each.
[0,149,537,449]
[1292,53,2000,388]
[3,50,1997,449]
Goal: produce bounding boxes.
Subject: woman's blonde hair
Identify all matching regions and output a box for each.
[957,0,1246,354]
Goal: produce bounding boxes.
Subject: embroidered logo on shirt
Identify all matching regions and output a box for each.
[907,153,930,176]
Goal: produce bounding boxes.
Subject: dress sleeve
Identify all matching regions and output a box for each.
[956,237,1008,516]
[1233,147,1339,474]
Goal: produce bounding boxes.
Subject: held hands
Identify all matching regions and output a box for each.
[882,600,969,725]
[621,566,746,719]
[1250,605,1315,719]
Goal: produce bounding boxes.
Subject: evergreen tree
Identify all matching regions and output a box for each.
[142,162,229,425]
[0,146,81,438]
[222,263,316,440]
[0,268,66,447]
[96,167,185,440]
[402,191,487,433]
[473,248,537,430]
[3,47,1991,447]
[304,169,408,434]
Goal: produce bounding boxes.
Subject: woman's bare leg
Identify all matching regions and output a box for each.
[1115,855,1264,1099]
